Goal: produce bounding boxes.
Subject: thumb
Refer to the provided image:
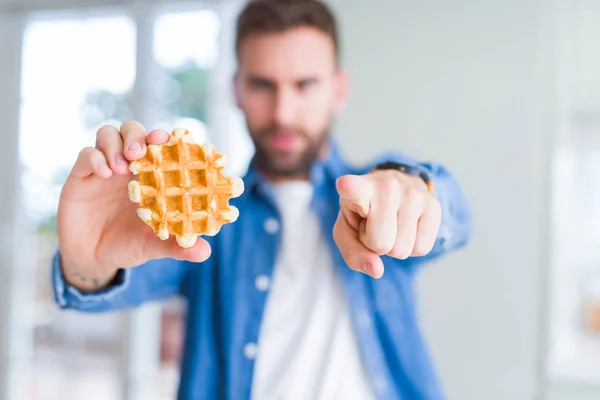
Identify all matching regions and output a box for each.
[336,174,373,218]
[144,235,212,263]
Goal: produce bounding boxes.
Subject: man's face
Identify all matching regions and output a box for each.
[235,26,347,179]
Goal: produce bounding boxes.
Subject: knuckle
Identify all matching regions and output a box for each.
[96,125,119,147]
[368,238,394,255]
[80,146,95,154]
[79,146,97,160]
[406,187,423,204]
[411,249,426,257]
[379,173,399,192]
[426,192,438,206]
[411,242,428,257]
[391,245,412,260]
[430,197,442,214]
[120,120,137,130]
[120,120,145,136]
[413,239,434,257]
[97,124,115,137]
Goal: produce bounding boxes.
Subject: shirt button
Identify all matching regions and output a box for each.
[255,275,271,292]
[243,342,258,360]
[263,218,280,234]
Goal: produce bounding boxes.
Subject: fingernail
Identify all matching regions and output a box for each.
[97,162,109,171]
[128,142,142,152]
[115,154,127,165]
[363,263,370,275]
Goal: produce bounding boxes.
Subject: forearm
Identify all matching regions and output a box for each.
[60,256,119,293]
[52,251,190,312]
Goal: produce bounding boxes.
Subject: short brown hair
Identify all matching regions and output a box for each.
[235,0,339,61]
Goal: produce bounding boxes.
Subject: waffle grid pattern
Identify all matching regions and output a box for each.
[128,129,242,248]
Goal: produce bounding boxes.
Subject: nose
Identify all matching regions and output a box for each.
[273,87,297,126]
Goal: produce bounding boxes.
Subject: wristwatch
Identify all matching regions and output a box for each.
[371,161,434,194]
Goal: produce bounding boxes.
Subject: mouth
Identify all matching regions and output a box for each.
[266,132,302,152]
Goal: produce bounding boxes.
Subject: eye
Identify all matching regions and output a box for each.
[249,78,274,91]
[297,79,317,92]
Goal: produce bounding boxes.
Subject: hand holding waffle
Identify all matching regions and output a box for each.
[333,170,442,279]
[128,128,243,248]
[57,121,240,292]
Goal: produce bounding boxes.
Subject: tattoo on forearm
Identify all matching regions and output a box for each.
[71,271,87,282]
[70,270,106,289]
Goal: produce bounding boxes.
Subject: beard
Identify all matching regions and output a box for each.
[250,124,329,179]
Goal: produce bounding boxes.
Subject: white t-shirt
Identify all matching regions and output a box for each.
[250,181,375,400]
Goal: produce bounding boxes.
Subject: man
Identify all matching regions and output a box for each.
[53,0,472,399]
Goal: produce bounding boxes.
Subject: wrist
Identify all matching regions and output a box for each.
[371,161,433,194]
[60,255,119,293]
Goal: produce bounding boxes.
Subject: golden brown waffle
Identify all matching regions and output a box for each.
[127,128,244,248]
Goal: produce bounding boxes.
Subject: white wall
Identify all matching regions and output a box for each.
[327,1,556,399]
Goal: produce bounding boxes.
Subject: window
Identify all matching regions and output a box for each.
[21,15,136,400]
[548,0,600,385]
[6,1,250,399]
[153,10,220,136]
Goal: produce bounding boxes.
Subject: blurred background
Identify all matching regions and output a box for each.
[0,0,598,399]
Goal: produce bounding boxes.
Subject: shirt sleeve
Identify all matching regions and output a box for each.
[369,153,473,262]
[51,250,193,312]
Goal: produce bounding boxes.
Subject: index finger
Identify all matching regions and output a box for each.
[336,175,374,218]
[333,210,384,279]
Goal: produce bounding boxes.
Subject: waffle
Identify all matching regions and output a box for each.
[127,128,244,248]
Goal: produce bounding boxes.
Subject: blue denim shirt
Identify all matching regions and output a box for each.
[52,144,472,400]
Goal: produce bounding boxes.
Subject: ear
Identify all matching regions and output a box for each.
[333,68,349,114]
[233,72,243,110]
